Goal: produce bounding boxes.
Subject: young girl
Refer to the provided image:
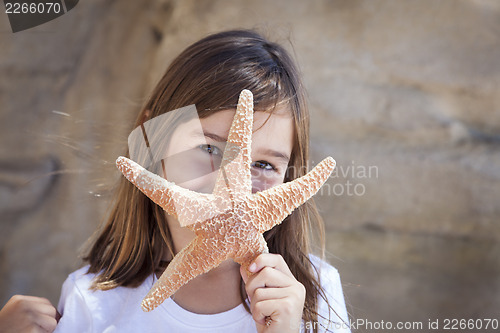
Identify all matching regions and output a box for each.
[54,29,350,333]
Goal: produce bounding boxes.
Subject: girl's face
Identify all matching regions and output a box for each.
[163,107,294,194]
[162,107,294,255]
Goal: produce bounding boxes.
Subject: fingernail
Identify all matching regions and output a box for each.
[249,263,257,272]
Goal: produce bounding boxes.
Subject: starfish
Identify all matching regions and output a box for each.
[116,90,336,312]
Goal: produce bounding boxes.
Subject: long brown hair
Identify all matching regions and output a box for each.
[85,29,334,329]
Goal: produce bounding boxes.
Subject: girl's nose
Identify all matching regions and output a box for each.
[251,171,282,193]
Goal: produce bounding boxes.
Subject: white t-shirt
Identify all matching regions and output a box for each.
[55,256,351,333]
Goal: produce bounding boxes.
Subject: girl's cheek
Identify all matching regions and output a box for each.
[163,148,221,192]
[251,173,284,193]
[173,170,218,193]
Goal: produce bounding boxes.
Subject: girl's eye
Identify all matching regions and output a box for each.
[252,160,276,171]
[199,144,222,156]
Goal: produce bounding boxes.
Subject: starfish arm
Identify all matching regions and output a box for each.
[233,233,269,273]
[116,156,217,227]
[213,90,254,198]
[249,157,336,232]
[141,236,227,312]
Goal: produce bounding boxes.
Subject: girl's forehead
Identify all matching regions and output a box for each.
[199,108,292,134]
[202,106,292,125]
[200,108,294,153]
[168,107,294,149]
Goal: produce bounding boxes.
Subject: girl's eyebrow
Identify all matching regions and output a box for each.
[189,129,227,142]
[191,130,289,162]
[256,148,290,163]
[203,132,227,142]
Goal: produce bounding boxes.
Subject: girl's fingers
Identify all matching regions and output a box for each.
[21,297,58,332]
[35,312,58,332]
[239,254,306,332]
[240,265,249,284]
[251,298,278,326]
[251,298,293,327]
[14,296,57,317]
[12,295,50,305]
[249,253,293,278]
[0,295,59,333]
[35,301,58,318]
[245,266,294,301]
[251,285,291,302]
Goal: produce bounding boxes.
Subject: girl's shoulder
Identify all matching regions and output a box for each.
[61,265,94,290]
[55,265,159,332]
[58,264,153,310]
[58,265,124,305]
[308,255,351,332]
[309,254,341,284]
[56,265,258,333]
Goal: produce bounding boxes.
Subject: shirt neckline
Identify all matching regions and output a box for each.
[140,274,251,328]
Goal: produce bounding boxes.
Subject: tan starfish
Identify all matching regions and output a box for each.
[116,90,336,312]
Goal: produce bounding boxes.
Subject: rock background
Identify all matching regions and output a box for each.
[1,0,499,330]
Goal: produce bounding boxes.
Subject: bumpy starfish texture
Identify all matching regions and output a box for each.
[116,90,336,312]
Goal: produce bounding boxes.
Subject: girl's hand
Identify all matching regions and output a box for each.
[0,295,59,333]
[240,254,305,333]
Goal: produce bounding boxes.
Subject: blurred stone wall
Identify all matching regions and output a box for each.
[1,0,499,330]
